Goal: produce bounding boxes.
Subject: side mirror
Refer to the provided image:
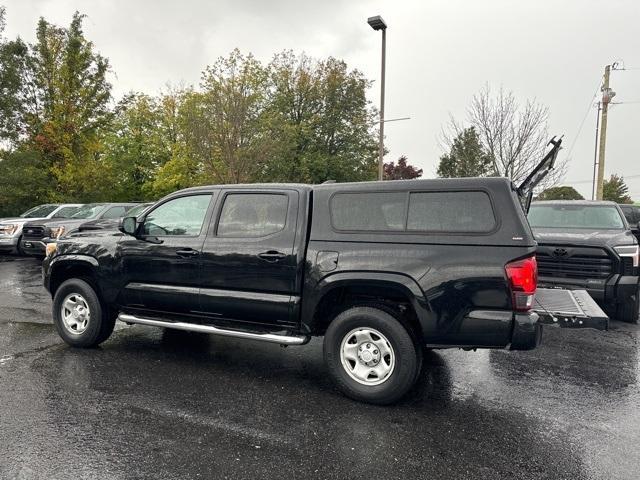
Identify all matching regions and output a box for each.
[119,216,138,236]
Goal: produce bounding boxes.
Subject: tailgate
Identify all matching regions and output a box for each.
[533,287,609,331]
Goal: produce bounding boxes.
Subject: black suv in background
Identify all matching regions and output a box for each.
[76,202,154,233]
[22,203,139,256]
[619,204,640,242]
[529,201,639,323]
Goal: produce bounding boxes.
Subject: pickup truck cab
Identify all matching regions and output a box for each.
[43,139,565,404]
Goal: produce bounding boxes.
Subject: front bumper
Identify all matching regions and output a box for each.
[539,274,639,307]
[0,235,20,253]
[510,311,542,350]
[21,238,47,255]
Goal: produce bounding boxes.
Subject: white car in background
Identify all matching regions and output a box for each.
[0,204,82,255]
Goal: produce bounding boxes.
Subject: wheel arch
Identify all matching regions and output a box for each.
[303,272,431,339]
[48,255,100,298]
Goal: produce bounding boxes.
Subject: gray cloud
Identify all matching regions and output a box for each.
[3,0,639,199]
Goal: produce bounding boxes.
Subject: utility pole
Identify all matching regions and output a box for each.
[595,65,616,200]
[591,102,601,200]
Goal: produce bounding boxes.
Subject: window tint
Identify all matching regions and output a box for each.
[408,191,495,232]
[331,192,406,231]
[71,204,106,219]
[102,206,127,219]
[126,203,152,217]
[217,194,288,237]
[528,204,625,229]
[620,206,636,224]
[51,206,80,218]
[143,195,211,236]
[20,204,58,218]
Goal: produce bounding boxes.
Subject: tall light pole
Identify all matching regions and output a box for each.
[368,15,387,181]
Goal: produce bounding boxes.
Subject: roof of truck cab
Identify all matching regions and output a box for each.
[175,176,514,194]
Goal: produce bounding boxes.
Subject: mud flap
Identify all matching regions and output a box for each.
[533,287,609,331]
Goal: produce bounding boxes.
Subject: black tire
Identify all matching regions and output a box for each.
[52,278,115,347]
[323,306,421,405]
[616,286,639,324]
[15,236,24,256]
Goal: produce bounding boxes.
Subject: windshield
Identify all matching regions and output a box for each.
[528,204,626,230]
[126,203,152,217]
[70,204,106,219]
[20,204,58,218]
[51,206,81,218]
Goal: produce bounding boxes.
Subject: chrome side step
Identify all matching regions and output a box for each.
[117,313,310,345]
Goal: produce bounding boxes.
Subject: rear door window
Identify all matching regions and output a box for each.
[217,193,289,237]
[407,191,496,233]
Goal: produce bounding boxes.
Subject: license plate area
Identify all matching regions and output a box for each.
[533,287,609,331]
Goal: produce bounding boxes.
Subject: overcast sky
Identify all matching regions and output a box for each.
[3,0,640,199]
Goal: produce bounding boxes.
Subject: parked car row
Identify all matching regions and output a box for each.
[0,202,152,256]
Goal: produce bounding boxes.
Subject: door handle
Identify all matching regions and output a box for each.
[258,250,286,262]
[176,248,200,258]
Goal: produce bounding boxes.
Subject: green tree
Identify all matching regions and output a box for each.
[259,51,378,183]
[437,127,494,178]
[0,149,52,216]
[179,50,269,184]
[384,155,422,180]
[603,174,633,204]
[0,6,29,146]
[29,12,112,201]
[102,92,183,200]
[537,186,584,200]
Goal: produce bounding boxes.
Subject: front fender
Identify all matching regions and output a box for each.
[43,254,99,294]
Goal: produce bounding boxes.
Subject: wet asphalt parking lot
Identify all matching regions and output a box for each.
[1,256,639,480]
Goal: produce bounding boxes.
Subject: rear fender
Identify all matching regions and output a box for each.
[301,271,431,334]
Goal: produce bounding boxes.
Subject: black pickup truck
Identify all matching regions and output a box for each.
[529,200,639,323]
[43,140,583,404]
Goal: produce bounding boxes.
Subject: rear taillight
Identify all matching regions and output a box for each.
[505,255,537,311]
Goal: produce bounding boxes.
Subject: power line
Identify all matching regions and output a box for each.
[564,80,602,159]
[563,173,640,185]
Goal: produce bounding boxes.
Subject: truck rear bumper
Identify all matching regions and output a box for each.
[510,312,542,350]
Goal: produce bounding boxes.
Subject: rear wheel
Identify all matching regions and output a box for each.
[323,306,421,405]
[52,278,115,347]
[616,286,639,324]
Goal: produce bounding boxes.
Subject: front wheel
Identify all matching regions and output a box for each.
[52,278,115,347]
[15,236,24,256]
[323,306,421,405]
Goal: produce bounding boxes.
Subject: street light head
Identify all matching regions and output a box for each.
[367,15,387,31]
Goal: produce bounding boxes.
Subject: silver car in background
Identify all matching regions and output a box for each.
[0,204,82,255]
